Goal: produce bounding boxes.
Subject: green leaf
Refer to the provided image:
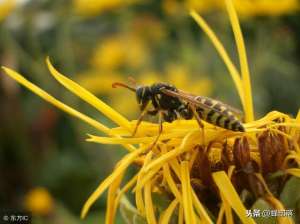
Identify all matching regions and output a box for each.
[280,176,300,209]
[251,198,276,224]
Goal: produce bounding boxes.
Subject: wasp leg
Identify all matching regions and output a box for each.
[132,109,147,137]
[147,111,163,152]
[189,105,205,146]
[132,108,158,136]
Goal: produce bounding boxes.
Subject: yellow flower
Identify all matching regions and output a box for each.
[24,187,54,216]
[0,0,16,22]
[164,64,213,95]
[166,0,300,17]
[184,0,220,14]
[76,70,125,94]
[2,0,300,224]
[73,0,137,17]
[91,37,126,70]
[91,34,149,70]
[233,0,300,17]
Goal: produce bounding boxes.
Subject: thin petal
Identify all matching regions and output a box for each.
[87,132,187,145]
[1,67,109,134]
[286,168,300,178]
[144,180,157,224]
[191,190,213,224]
[212,171,255,224]
[105,171,125,224]
[144,131,199,172]
[265,196,294,224]
[81,147,145,218]
[133,166,161,192]
[180,161,197,224]
[159,198,178,224]
[46,57,131,130]
[225,0,254,122]
[114,174,139,213]
[162,162,182,201]
[190,10,245,110]
[135,151,154,215]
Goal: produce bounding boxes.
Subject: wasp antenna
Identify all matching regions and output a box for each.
[112,82,136,92]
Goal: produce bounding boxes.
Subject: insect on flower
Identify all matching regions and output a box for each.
[112,79,245,141]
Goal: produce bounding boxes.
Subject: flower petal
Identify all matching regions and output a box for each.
[159,198,178,224]
[190,10,245,110]
[180,161,197,224]
[1,66,109,134]
[286,168,300,178]
[105,171,125,224]
[81,146,145,218]
[212,171,256,224]
[225,0,254,122]
[144,180,157,224]
[46,57,131,130]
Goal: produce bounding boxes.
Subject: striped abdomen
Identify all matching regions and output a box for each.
[195,96,245,132]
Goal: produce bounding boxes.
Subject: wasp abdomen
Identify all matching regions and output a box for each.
[195,97,244,132]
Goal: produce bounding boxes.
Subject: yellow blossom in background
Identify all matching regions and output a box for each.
[164,64,213,94]
[130,15,166,44]
[24,187,54,216]
[162,0,182,16]
[2,0,300,223]
[184,0,220,14]
[76,71,125,94]
[165,0,300,17]
[73,0,138,17]
[0,0,16,22]
[91,37,126,70]
[90,34,149,70]
[233,0,300,17]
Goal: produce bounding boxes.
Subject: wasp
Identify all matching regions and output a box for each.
[112,80,245,142]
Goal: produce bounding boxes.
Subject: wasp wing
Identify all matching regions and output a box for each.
[161,88,244,118]
[177,89,243,118]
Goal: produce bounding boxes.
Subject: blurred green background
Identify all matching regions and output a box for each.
[0,0,300,223]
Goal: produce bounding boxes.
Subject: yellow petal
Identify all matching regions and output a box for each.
[212,171,255,224]
[0,0,15,21]
[87,132,187,145]
[191,190,213,224]
[144,131,199,172]
[46,57,131,130]
[133,166,161,192]
[216,205,225,224]
[81,146,145,218]
[180,161,197,224]
[222,193,234,224]
[190,10,245,110]
[225,0,254,122]
[159,198,179,224]
[286,168,300,178]
[265,196,294,224]
[105,171,125,224]
[144,180,157,224]
[113,173,139,213]
[135,151,154,215]
[1,66,109,134]
[162,162,182,201]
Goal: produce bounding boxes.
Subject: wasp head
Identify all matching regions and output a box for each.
[136,86,152,110]
[112,80,152,111]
